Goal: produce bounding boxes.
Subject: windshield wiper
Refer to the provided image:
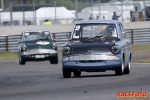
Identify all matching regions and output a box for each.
[87,31,104,40]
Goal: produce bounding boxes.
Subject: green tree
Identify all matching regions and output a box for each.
[2,0,115,11]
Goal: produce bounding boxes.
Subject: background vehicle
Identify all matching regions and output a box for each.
[18,30,58,65]
[62,20,132,78]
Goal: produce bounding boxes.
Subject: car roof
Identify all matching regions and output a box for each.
[23,29,50,33]
[75,20,119,25]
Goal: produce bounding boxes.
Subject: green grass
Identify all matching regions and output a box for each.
[131,44,150,54]
[58,50,62,57]
[0,52,18,60]
[131,44,150,63]
[131,56,150,63]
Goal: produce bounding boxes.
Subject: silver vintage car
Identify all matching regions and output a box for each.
[62,20,132,78]
[18,30,58,65]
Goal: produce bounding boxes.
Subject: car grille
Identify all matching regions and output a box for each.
[68,54,120,61]
[22,49,56,55]
[79,60,103,63]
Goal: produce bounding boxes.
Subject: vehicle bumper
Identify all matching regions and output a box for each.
[63,60,122,70]
[21,53,57,61]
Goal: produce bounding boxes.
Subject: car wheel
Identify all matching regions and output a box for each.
[124,60,130,74]
[50,59,54,64]
[50,56,58,64]
[63,68,71,78]
[54,56,58,64]
[73,70,81,77]
[115,60,124,75]
[19,55,26,65]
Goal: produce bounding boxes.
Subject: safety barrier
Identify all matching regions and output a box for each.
[0,32,71,52]
[0,28,150,52]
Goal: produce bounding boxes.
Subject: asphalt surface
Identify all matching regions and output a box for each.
[0,61,150,100]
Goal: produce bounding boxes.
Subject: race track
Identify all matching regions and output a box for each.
[0,61,150,100]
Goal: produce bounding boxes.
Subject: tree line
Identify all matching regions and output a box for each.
[2,0,110,11]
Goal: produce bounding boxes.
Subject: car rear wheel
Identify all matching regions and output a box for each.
[63,68,71,78]
[124,60,130,74]
[115,60,124,75]
[73,70,81,77]
[19,55,26,65]
[50,56,58,64]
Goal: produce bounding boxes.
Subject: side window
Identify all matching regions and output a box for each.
[21,32,24,42]
[118,23,125,38]
[119,23,124,32]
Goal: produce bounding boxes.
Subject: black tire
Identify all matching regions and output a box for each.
[124,61,130,74]
[50,56,58,64]
[19,55,26,65]
[54,56,58,64]
[63,68,71,78]
[115,60,124,76]
[73,70,81,77]
[50,59,54,64]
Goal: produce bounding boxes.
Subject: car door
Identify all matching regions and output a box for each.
[118,23,129,66]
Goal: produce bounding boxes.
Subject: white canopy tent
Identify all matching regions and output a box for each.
[0,7,75,25]
[36,7,75,19]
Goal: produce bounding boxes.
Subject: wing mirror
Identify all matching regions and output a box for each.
[66,32,71,39]
[53,39,56,42]
[122,31,126,38]
[18,40,21,43]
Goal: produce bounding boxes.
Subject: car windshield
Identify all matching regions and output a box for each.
[23,31,52,42]
[72,24,118,40]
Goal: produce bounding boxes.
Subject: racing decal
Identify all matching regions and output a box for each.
[91,25,99,29]
[44,32,49,34]
[25,33,29,35]
[75,25,80,30]
[36,41,49,45]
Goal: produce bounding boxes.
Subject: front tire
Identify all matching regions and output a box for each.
[19,55,26,65]
[50,56,58,64]
[115,60,124,75]
[124,61,130,74]
[63,68,71,78]
[73,70,81,77]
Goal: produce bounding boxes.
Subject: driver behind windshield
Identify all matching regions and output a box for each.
[72,24,117,40]
[102,25,117,37]
[24,31,51,41]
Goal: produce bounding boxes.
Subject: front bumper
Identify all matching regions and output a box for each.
[63,60,122,70]
[21,53,57,61]
[62,54,121,70]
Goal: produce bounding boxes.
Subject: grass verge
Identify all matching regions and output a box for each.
[131,44,150,54]
[131,44,150,63]
[131,56,150,63]
[0,52,18,60]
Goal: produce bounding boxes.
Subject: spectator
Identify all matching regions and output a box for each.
[103,16,105,20]
[96,15,100,20]
[130,12,136,22]
[89,14,93,20]
[43,19,51,25]
[112,12,121,20]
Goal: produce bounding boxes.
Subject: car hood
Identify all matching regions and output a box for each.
[70,41,114,55]
[24,40,52,50]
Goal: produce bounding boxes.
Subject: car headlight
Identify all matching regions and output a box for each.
[62,57,69,62]
[111,45,119,54]
[52,42,57,50]
[21,45,27,51]
[63,46,72,55]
